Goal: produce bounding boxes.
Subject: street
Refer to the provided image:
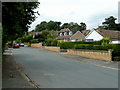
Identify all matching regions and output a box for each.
[13,47,118,88]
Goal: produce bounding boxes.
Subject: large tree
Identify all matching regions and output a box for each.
[102,16,119,30]
[2,2,40,48]
[34,21,47,32]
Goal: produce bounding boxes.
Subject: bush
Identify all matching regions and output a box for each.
[43,39,58,46]
[30,39,39,43]
[59,41,74,49]
[70,41,101,45]
[92,45,107,50]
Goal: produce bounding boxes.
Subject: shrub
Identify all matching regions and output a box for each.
[59,41,74,49]
[92,45,107,50]
[30,39,39,43]
[101,37,110,45]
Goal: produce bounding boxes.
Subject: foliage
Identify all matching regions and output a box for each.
[41,30,50,40]
[101,37,110,45]
[2,2,40,49]
[46,21,61,30]
[74,44,93,50]
[57,41,74,49]
[35,21,47,32]
[43,32,57,46]
[16,35,33,43]
[69,40,101,45]
[30,39,39,43]
[100,16,120,30]
[33,21,87,32]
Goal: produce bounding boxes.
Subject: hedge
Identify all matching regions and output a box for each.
[70,41,101,45]
[30,39,39,43]
[58,42,74,49]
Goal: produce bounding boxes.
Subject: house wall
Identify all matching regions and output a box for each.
[67,49,112,61]
[112,40,120,44]
[85,30,103,41]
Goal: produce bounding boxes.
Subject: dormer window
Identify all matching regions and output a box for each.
[60,33,62,36]
[64,32,67,36]
[69,31,72,35]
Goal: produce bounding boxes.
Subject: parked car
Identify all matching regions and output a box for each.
[13,44,20,48]
[19,43,24,47]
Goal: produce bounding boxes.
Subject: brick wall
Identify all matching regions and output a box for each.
[31,43,42,48]
[43,46,60,52]
[67,49,112,61]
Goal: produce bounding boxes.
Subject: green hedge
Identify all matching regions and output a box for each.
[30,39,39,43]
[43,39,57,46]
[74,44,93,50]
[70,41,101,45]
[58,41,74,49]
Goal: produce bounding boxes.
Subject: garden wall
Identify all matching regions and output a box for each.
[31,43,42,48]
[67,49,112,61]
[43,46,60,52]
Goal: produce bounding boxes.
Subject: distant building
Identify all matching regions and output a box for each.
[56,28,85,41]
[85,29,120,43]
[57,28,73,41]
[28,32,41,38]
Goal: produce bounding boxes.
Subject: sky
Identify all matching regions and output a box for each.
[28,0,120,31]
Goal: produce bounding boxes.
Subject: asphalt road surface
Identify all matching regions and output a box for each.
[13,47,118,88]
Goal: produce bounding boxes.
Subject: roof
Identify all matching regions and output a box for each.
[82,30,91,36]
[56,35,72,40]
[58,28,71,33]
[28,32,41,36]
[70,31,85,40]
[96,30,120,39]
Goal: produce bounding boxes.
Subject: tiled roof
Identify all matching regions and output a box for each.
[58,28,71,32]
[70,31,85,40]
[56,35,72,40]
[96,30,120,39]
[82,30,91,36]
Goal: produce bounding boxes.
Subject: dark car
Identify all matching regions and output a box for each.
[13,44,20,48]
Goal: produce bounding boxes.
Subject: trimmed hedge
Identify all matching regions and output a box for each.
[70,41,101,45]
[30,39,39,43]
[58,42,74,49]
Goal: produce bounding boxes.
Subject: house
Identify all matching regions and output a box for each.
[28,32,41,38]
[56,28,73,41]
[56,28,85,41]
[85,29,120,43]
[70,31,85,41]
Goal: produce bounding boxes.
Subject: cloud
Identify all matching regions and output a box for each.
[29,0,119,31]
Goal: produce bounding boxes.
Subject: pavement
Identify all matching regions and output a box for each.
[2,48,33,88]
[12,47,118,88]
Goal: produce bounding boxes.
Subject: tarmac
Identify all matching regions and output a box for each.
[1,47,119,89]
[2,48,33,89]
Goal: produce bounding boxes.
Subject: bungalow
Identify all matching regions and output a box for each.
[85,29,120,43]
[28,32,41,38]
[56,28,85,41]
[56,28,72,41]
[70,31,85,41]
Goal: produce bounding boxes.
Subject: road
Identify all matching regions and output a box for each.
[13,47,118,88]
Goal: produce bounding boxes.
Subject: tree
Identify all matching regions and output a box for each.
[2,2,40,49]
[61,23,71,29]
[41,30,50,40]
[102,16,118,30]
[34,21,47,32]
[46,21,61,30]
[80,22,86,30]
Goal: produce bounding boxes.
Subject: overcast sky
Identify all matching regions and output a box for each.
[28,0,120,31]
